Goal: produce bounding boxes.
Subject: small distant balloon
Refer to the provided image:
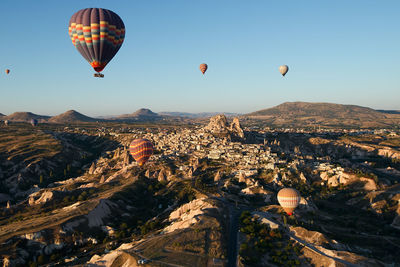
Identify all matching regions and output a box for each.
[30,119,38,127]
[279,65,289,77]
[5,69,10,75]
[4,120,9,126]
[129,139,154,166]
[277,188,301,215]
[199,63,208,75]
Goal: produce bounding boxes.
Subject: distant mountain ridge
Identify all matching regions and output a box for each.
[48,110,97,123]
[159,112,241,118]
[2,103,400,127]
[245,102,400,128]
[376,110,400,115]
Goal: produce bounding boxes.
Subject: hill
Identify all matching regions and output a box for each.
[245,102,400,128]
[3,112,50,122]
[0,113,4,118]
[48,110,98,123]
[115,108,163,121]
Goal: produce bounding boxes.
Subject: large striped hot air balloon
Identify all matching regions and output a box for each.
[129,139,154,166]
[5,69,10,75]
[68,8,125,77]
[279,65,289,77]
[277,188,301,215]
[199,63,208,75]
[30,119,38,127]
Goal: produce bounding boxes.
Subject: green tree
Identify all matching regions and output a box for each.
[50,254,58,261]
[120,222,128,230]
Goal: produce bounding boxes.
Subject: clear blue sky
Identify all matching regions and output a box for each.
[0,0,399,116]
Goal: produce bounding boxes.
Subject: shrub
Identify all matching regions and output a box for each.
[37,255,45,265]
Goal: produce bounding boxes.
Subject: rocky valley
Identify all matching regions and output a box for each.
[0,115,400,267]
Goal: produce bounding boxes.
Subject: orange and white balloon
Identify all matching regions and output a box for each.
[277,188,301,215]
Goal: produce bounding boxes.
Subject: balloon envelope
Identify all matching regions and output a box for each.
[199,63,208,74]
[279,65,289,76]
[68,8,125,73]
[5,69,10,75]
[4,120,9,126]
[277,188,301,215]
[30,119,38,126]
[129,139,154,166]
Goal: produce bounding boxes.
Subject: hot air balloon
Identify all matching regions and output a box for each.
[279,65,289,77]
[199,63,208,75]
[68,8,125,78]
[4,120,9,126]
[5,69,10,75]
[129,139,154,166]
[277,188,301,215]
[30,119,38,127]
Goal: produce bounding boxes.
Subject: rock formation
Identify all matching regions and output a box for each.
[229,117,245,138]
[187,167,193,178]
[89,162,96,175]
[214,171,221,182]
[113,147,121,159]
[158,169,166,182]
[204,115,229,134]
[238,171,246,183]
[122,150,131,166]
[204,114,245,140]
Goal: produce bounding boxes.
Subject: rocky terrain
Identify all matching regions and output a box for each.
[0,116,400,267]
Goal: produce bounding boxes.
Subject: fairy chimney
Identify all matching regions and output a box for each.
[89,162,96,175]
[239,171,246,183]
[158,170,166,182]
[214,171,222,182]
[145,169,151,178]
